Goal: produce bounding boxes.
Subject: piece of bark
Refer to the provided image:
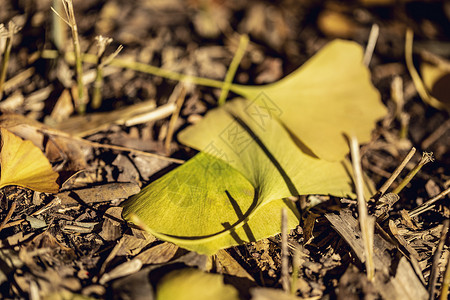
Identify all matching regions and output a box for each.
[325,209,392,271]
[100,207,124,241]
[57,182,140,205]
[136,242,179,265]
[375,257,428,300]
[215,249,254,281]
[327,209,428,299]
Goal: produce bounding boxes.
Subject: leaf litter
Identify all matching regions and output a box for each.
[0,1,449,299]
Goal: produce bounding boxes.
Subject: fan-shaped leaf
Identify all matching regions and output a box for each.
[230,40,386,161]
[0,128,59,193]
[123,99,354,255]
[156,268,239,300]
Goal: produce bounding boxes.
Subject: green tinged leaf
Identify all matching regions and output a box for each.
[122,151,300,255]
[178,99,355,200]
[230,40,386,161]
[123,39,384,255]
[123,99,355,254]
[156,268,239,300]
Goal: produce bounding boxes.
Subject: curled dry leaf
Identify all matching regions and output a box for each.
[0,128,59,193]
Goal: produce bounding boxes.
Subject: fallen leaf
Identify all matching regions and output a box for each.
[123,40,381,255]
[420,62,450,111]
[123,99,354,255]
[0,128,59,193]
[136,242,179,265]
[229,39,386,161]
[317,10,359,38]
[178,99,355,199]
[251,287,305,300]
[405,29,450,112]
[123,151,301,255]
[215,249,254,281]
[156,268,239,300]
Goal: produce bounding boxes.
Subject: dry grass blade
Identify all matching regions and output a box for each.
[52,0,85,113]
[422,119,450,149]
[165,85,186,153]
[349,136,375,281]
[392,152,434,194]
[374,147,416,200]
[363,23,379,66]
[428,219,449,300]
[0,21,21,98]
[409,187,450,218]
[281,207,290,292]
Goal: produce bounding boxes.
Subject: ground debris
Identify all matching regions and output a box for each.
[0,0,449,299]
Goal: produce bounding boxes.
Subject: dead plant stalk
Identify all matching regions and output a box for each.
[0,21,20,99]
[52,0,85,113]
[392,152,434,195]
[349,136,375,281]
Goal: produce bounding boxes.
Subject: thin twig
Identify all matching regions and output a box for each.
[52,0,86,113]
[0,21,20,99]
[374,147,416,200]
[363,23,379,67]
[2,67,35,93]
[281,207,290,292]
[124,102,176,127]
[422,119,450,150]
[67,135,184,164]
[350,136,375,281]
[409,187,450,218]
[40,49,226,90]
[34,126,184,164]
[392,152,434,194]
[165,86,186,153]
[420,49,450,73]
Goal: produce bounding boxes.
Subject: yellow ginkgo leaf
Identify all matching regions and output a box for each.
[156,268,239,300]
[405,29,450,112]
[420,62,450,112]
[230,39,387,161]
[0,128,59,193]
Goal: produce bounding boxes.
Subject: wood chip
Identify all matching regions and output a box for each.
[57,182,140,205]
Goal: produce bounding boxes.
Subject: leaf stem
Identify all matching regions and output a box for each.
[40,48,228,92]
